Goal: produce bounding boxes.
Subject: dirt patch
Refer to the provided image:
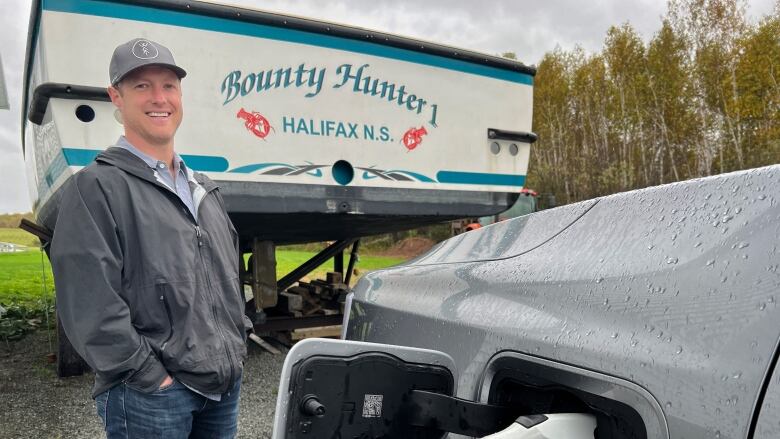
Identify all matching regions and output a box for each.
[0,329,284,438]
[380,237,437,259]
[0,330,103,439]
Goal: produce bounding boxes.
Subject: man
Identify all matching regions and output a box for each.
[50,38,251,438]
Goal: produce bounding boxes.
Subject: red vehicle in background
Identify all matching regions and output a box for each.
[452,188,540,235]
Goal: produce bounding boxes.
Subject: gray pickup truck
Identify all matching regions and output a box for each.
[272,165,779,439]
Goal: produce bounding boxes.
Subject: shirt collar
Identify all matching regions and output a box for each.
[116,136,188,176]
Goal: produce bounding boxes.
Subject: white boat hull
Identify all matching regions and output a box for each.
[23,0,535,243]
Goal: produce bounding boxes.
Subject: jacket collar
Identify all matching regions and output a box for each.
[95,147,218,192]
[116,136,188,177]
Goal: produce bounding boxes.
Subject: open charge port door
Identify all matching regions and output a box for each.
[272,339,529,439]
[272,339,457,439]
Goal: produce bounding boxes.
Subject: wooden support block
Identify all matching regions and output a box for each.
[248,333,281,355]
[291,325,343,341]
[326,271,343,284]
[279,292,303,312]
[252,239,278,309]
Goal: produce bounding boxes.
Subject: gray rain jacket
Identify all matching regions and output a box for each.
[50,147,250,398]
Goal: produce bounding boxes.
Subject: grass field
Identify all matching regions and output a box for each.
[0,229,40,248]
[0,248,404,306]
[275,249,403,281]
[0,250,55,306]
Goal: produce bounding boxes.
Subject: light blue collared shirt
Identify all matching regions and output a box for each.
[116,136,197,221]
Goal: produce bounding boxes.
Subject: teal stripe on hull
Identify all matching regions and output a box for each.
[62,148,99,166]
[62,148,229,172]
[437,170,526,187]
[42,0,533,85]
[180,155,229,172]
[60,148,525,187]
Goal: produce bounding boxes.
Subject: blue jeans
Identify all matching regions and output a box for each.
[95,378,241,439]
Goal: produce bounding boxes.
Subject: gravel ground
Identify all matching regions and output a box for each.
[0,330,287,439]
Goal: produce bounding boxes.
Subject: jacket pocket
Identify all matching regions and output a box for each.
[156,281,174,351]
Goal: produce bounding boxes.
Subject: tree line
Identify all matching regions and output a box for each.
[526,0,780,205]
[0,213,34,229]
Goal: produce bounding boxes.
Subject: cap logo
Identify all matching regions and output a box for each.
[131,40,159,60]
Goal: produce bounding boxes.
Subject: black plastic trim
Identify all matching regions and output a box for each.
[28,83,110,125]
[19,218,52,243]
[747,334,780,438]
[406,389,518,437]
[488,128,538,144]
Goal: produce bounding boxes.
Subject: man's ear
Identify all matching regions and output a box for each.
[107,85,122,108]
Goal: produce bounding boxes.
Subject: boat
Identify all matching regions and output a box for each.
[22,0,536,245]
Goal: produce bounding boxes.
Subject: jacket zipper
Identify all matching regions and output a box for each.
[162,181,238,390]
[194,207,237,390]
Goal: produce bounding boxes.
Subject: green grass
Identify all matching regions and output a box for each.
[0,247,402,342]
[274,250,404,281]
[0,250,55,306]
[0,228,40,248]
[0,249,404,306]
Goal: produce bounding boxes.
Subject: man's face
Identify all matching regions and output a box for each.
[108,66,183,147]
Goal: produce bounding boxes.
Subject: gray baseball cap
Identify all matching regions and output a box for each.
[109,38,187,85]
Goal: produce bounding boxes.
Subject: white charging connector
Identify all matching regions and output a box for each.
[480,413,597,439]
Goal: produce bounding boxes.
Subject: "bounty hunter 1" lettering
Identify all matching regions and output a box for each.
[221,63,439,126]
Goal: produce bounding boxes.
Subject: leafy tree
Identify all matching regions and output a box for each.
[734,14,780,167]
[528,0,779,206]
[646,20,696,182]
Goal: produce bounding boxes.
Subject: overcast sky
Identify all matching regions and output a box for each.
[0,0,776,214]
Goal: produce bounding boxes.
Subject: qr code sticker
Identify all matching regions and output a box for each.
[362,394,383,418]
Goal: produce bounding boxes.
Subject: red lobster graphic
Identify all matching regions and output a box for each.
[237,108,273,139]
[402,126,428,151]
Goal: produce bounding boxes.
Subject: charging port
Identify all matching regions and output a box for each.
[479,352,668,438]
[488,375,646,438]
